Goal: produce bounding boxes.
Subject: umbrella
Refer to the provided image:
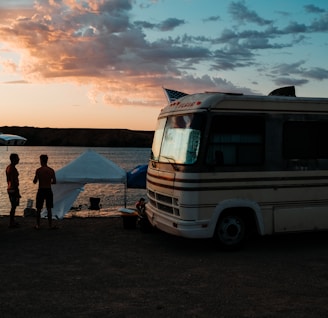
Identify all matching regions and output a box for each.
[127,164,148,189]
[0,133,27,146]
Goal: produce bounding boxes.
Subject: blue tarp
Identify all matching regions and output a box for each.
[127,164,148,189]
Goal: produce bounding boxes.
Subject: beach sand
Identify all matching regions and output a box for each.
[1,215,328,317]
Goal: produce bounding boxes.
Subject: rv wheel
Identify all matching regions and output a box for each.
[214,214,246,250]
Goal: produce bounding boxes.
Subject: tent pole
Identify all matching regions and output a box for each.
[124,183,127,208]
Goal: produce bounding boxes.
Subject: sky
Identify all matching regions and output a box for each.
[0,0,328,131]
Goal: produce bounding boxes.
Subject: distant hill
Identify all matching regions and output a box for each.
[0,126,154,147]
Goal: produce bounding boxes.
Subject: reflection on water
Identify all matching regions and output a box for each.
[0,146,150,217]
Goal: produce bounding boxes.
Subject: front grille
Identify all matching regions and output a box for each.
[157,193,172,204]
[148,189,155,199]
[147,190,179,216]
[158,202,174,214]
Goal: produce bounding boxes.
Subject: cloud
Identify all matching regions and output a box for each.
[309,12,328,32]
[228,1,273,26]
[3,80,29,84]
[0,57,18,73]
[0,0,216,106]
[0,0,327,107]
[304,67,328,80]
[134,17,185,31]
[269,61,328,87]
[203,16,221,23]
[273,77,308,87]
[304,5,326,14]
[282,22,308,33]
[134,20,156,30]
[158,18,185,31]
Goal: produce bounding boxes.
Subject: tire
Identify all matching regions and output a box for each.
[214,214,246,250]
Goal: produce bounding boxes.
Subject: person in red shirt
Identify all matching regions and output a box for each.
[135,197,146,216]
[6,153,21,228]
[135,197,152,232]
[33,154,56,229]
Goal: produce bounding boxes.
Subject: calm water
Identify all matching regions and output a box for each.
[0,146,150,217]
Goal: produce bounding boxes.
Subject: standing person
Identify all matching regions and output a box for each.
[33,154,57,229]
[6,153,21,228]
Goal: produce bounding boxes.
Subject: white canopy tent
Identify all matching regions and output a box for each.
[0,133,27,146]
[0,133,27,150]
[42,150,127,219]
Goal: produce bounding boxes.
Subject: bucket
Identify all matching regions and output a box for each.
[27,199,33,208]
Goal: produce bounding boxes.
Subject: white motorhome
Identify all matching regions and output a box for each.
[146,87,328,249]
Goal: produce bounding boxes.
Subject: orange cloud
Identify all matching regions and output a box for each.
[0,0,248,108]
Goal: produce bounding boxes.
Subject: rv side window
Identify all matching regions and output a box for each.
[206,115,265,166]
[283,121,328,159]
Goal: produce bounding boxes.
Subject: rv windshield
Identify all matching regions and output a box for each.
[151,114,203,165]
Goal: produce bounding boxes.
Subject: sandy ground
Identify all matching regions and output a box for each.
[1,215,328,318]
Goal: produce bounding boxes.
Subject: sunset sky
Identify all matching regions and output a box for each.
[1,0,328,131]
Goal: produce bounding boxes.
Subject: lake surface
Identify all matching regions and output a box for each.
[0,146,150,217]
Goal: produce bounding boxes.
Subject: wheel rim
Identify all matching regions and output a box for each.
[217,215,244,246]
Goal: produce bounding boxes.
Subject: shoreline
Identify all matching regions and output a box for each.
[0,207,134,219]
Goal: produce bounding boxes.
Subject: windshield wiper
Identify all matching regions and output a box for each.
[161,156,179,171]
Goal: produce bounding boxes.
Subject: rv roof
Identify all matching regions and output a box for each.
[160,92,328,116]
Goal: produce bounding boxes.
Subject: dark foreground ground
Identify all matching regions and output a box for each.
[1,216,328,318]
